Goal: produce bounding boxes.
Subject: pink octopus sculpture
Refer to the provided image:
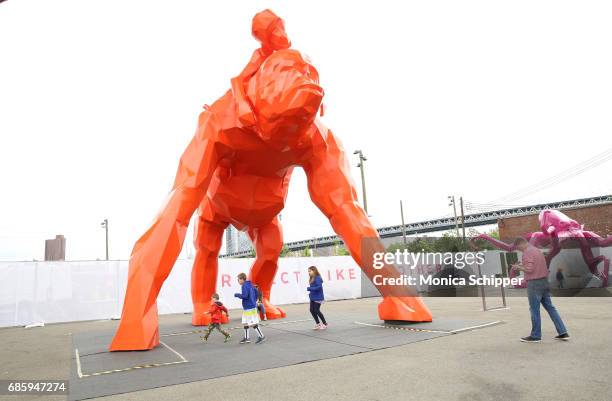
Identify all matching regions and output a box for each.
[474,209,612,288]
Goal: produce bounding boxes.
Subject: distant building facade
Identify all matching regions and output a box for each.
[224,225,252,254]
[44,235,66,261]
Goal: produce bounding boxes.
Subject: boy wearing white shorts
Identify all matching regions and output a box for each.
[234,273,266,344]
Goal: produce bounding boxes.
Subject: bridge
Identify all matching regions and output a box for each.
[220,194,612,258]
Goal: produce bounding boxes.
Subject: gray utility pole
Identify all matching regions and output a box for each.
[448,196,460,238]
[400,200,407,245]
[459,196,466,242]
[353,150,368,214]
[101,218,109,260]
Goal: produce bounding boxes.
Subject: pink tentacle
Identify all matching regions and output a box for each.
[577,236,610,287]
[583,231,612,247]
[473,234,515,252]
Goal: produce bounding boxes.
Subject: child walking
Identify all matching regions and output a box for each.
[234,273,266,344]
[201,293,231,343]
[307,266,327,330]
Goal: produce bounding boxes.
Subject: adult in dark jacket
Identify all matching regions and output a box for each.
[307,266,328,329]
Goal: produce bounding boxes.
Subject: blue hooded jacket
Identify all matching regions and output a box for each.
[307,275,324,302]
[234,280,258,310]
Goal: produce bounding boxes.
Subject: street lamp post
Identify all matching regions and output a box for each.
[448,196,460,238]
[459,196,466,243]
[101,218,109,260]
[354,150,368,214]
[400,200,407,245]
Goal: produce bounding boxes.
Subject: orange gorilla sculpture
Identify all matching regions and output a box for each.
[110,9,431,351]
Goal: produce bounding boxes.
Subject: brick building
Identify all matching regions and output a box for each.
[498,203,612,240]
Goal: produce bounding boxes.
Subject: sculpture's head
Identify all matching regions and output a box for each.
[247,49,324,144]
[252,9,291,53]
[539,209,580,234]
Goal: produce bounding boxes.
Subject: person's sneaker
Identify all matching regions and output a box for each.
[239,338,251,344]
[554,333,570,341]
[318,324,327,330]
[256,336,266,344]
[313,324,321,330]
[224,335,231,343]
[520,336,541,343]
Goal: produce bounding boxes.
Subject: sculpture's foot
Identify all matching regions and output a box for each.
[192,301,229,326]
[261,298,286,320]
[378,296,432,322]
[109,315,160,351]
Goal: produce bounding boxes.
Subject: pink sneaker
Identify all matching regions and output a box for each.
[318,324,327,330]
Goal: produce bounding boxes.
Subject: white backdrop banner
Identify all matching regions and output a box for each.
[0,256,361,328]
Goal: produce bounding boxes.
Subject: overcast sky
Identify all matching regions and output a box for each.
[1,0,611,261]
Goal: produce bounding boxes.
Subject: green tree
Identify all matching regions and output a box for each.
[386,242,407,253]
[336,245,350,256]
[407,237,436,253]
[432,232,469,252]
[387,237,437,254]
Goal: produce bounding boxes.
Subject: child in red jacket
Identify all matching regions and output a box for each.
[201,293,231,343]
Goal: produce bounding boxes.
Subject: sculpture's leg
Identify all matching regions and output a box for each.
[191,215,228,326]
[109,186,204,351]
[304,128,431,322]
[577,236,609,287]
[544,235,561,269]
[326,202,432,322]
[247,216,286,320]
[110,109,222,351]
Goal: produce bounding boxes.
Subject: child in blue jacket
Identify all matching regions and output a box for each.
[307,266,328,330]
[234,273,265,344]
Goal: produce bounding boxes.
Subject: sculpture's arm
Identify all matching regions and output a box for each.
[302,123,416,298]
[237,49,266,79]
[472,234,516,252]
[472,231,551,251]
[583,231,612,247]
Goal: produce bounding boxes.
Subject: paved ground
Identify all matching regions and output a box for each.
[69,314,494,400]
[1,296,611,401]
